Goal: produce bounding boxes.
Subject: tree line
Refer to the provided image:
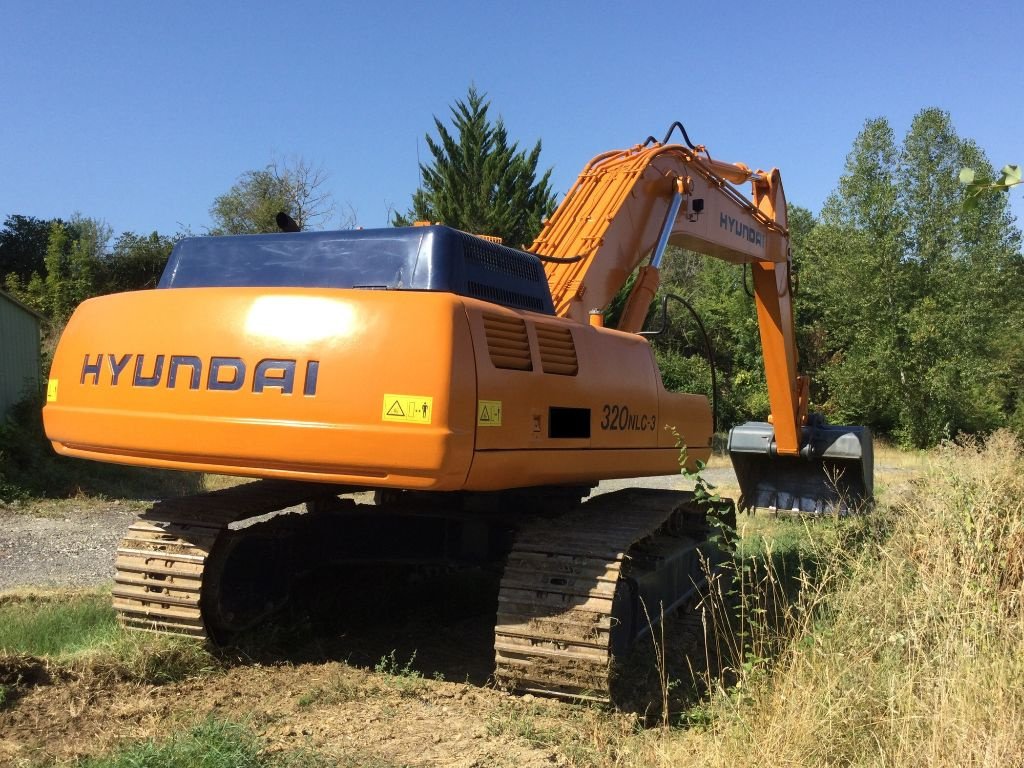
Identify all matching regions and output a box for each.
[2,215,175,322]
[2,89,1020,450]
[654,109,1023,448]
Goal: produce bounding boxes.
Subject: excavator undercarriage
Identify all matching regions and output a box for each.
[113,479,732,704]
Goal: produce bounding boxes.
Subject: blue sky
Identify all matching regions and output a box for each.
[2,0,1022,238]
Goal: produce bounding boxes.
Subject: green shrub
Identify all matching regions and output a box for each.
[0,388,202,502]
[75,718,399,768]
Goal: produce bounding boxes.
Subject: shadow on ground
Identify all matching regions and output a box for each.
[221,562,733,722]
[213,512,865,722]
[226,565,502,687]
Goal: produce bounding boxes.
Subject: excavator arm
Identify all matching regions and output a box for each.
[530,132,872,513]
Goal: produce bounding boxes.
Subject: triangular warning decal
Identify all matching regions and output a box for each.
[382,393,433,424]
[476,399,502,427]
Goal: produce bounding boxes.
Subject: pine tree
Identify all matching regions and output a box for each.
[394,86,556,248]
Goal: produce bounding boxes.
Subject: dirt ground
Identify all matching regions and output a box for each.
[1,655,600,767]
[0,500,143,591]
[0,562,660,767]
[0,470,733,592]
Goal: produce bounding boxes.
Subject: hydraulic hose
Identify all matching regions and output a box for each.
[639,293,719,433]
[642,121,699,149]
[533,253,586,264]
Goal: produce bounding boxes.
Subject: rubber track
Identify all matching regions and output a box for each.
[493,488,709,703]
[112,479,344,638]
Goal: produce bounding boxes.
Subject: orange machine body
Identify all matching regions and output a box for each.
[44,287,711,491]
[44,135,816,487]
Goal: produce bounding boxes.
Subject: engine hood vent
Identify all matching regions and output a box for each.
[483,313,532,371]
[536,324,578,376]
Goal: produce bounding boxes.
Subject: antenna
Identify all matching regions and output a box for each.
[416,136,422,187]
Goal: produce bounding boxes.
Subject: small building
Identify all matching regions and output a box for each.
[0,290,43,415]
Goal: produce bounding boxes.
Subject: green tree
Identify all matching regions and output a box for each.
[102,231,177,293]
[806,109,1023,447]
[0,215,54,284]
[394,86,556,247]
[209,157,335,235]
[41,220,74,319]
[35,216,110,321]
[803,118,908,435]
[4,212,181,317]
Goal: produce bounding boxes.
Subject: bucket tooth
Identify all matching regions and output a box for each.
[728,419,873,515]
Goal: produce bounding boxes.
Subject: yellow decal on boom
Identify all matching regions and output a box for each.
[382,394,434,424]
[46,379,59,402]
[477,400,503,427]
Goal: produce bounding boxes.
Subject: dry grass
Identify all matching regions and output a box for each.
[873,439,931,504]
[663,430,1024,767]
[0,495,151,518]
[872,439,930,469]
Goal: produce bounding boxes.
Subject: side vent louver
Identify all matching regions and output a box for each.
[536,325,579,376]
[483,313,532,371]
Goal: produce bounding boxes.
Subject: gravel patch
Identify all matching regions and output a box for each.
[0,503,139,590]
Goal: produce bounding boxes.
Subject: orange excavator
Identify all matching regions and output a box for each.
[43,124,871,702]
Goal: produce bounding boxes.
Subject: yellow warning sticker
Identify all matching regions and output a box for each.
[477,399,503,427]
[382,394,434,424]
[46,379,59,403]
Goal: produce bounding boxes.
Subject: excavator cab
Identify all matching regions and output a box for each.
[728,417,873,515]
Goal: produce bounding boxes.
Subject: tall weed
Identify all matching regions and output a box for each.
[671,431,1024,767]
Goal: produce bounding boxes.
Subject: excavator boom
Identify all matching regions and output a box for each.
[530,136,872,513]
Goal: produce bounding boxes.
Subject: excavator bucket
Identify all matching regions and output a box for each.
[728,420,873,515]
